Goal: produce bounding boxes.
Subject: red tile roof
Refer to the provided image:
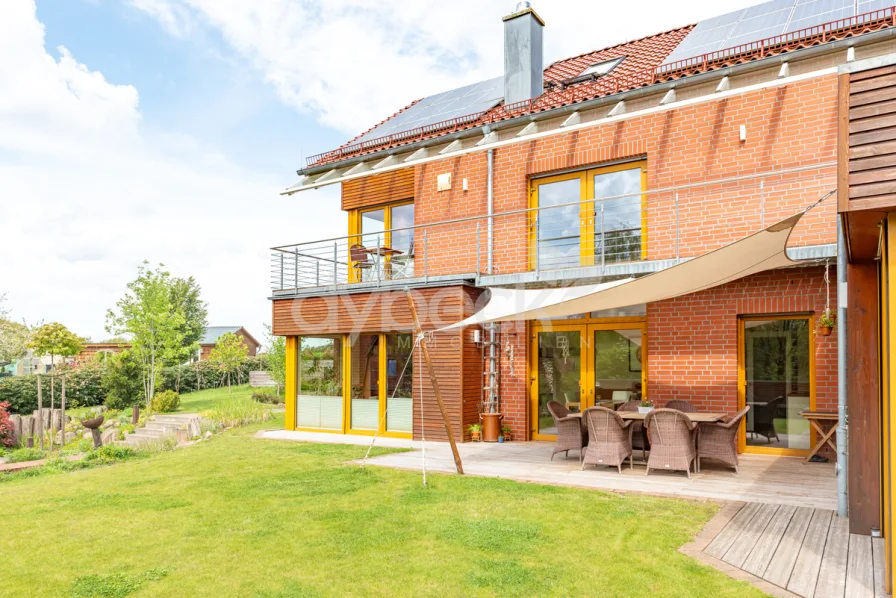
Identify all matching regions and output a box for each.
[305,6,896,170]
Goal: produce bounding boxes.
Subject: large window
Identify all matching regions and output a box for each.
[295,332,413,437]
[350,202,415,281]
[739,316,814,454]
[296,336,344,430]
[532,162,645,270]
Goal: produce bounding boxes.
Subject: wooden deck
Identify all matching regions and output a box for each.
[353,438,838,509]
[691,502,888,597]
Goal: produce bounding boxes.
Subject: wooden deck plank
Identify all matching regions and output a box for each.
[815,515,850,598]
[705,502,762,559]
[724,503,781,568]
[845,534,874,598]
[871,537,888,598]
[743,504,797,577]
[788,509,834,597]
[765,506,815,588]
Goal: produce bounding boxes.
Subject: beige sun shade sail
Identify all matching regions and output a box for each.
[440,212,803,330]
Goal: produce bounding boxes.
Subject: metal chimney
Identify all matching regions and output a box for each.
[503,2,544,105]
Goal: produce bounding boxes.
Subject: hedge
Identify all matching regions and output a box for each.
[0,355,270,414]
[0,362,105,415]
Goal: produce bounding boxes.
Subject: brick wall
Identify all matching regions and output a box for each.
[647,265,837,414]
[411,74,838,277]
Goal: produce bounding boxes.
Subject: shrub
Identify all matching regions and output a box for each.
[83,444,138,465]
[251,389,280,404]
[202,399,272,428]
[157,355,269,394]
[6,447,45,463]
[150,390,180,413]
[0,362,105,414]
[103,350,144,410]
[0,401,15,448]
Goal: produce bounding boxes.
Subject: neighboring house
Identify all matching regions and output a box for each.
[272,1,896,587]
[77,343,128,363]
[16,350,74,374]
[198,327,261,361]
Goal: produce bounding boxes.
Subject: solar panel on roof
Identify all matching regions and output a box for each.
[352,76,504,145]
[661,0,858,65]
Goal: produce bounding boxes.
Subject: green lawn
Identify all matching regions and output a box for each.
[175,384,259,413]
[1,411,762,597]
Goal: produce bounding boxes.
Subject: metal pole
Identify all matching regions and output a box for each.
[316,260,320,287]
[424,230,429,282]
[294,247,299,289]
[675,192,680,263]
[487,149,495,274]
[376,234,381,286]
[333,242,338,290]
[488,322,497,414]
[534,214,540,277]
[836,216,848,518]
[600,203,606,267]
[476,221,481,276]
[279,253,284,290]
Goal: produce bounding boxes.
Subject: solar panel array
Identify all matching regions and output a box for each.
[662,0,893,65]
[353,76,504,144]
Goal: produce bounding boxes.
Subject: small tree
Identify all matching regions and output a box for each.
[102,350,144,411]
[209,332,248,393]
[106,262,186,408]
[264,324,286,397]
[27,322,84,371]
[0,318,29,368]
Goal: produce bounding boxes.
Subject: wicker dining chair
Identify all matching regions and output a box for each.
[546,401,584,461]
[581,407,634,473]
[644,408,698,478]
[698,406,750,473]
[665,399,698,413]
[618,400,649,460]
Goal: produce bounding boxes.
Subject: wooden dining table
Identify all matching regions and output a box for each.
[569,411,727,423]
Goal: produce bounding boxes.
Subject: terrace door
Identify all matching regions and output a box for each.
[532,327,586,440]
[738,316,815,456]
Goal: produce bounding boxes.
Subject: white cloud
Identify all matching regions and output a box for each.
[0,1,342,341]
[130,0,759,138]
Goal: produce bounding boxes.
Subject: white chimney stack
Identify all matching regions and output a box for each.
[503,2,544,105]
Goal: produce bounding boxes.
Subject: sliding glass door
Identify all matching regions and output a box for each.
[738,316,815,455]
[530,321,646,440]
[296,336,344,430]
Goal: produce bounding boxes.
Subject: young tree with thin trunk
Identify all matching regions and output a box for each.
[27,322,84,372]
[264,324,286,397]
[106,262,186,408]
[209,332,248,393]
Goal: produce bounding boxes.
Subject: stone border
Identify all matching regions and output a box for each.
[679,501,801,598]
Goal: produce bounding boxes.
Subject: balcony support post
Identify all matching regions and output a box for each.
[333,242,338,291]
[280,253,284,291]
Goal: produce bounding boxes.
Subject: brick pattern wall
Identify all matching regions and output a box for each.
[410,75,838,277]
[497,320,528,441]
[647,265,837,414]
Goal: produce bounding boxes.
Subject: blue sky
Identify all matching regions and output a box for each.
[0,0,756,342]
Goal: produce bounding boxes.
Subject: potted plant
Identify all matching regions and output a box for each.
[501,425,512,442]
[638,398,654,415]
[468,423,482,442]
[818,310,836,337]
[480,413,502,442]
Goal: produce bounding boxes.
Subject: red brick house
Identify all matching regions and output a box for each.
[272,2,896,588]
[77,327,261,363]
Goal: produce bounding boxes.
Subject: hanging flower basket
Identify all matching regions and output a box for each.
[818,310,836,337]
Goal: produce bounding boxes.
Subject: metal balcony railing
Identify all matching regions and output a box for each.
[271,163,837,293]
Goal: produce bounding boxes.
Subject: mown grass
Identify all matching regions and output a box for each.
[0,412,763,597]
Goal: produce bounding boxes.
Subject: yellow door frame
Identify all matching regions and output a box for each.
[293,334,349,435]
[528,161,647,271]
[344,332,413,439]
[737,314,816,457]
[529,318,647,441]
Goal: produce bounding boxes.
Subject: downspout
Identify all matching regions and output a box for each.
[487,148,498,414]
[837,216,849,518]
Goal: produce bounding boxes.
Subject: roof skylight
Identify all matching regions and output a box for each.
[580,56,624,77]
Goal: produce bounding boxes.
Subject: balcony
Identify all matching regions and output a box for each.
[271,164,837,297]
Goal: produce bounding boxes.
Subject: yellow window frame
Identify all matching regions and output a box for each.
[344,332,413,439]
[528,161,647,270]
[348,201,414,283]
[736,314,817,457]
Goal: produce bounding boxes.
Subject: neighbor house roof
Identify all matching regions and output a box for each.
[302,1,896,171]
[201,326,260,347]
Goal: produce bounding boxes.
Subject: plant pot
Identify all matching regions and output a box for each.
[471,431,481,442]
[819,325,832,337]
[502,432,511,442]
[481,413,502,442]
[498,436,505,443]
[637,406,653,414]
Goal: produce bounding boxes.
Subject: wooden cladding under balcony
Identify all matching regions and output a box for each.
[341,168,414,211]
[840,66,896,212]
